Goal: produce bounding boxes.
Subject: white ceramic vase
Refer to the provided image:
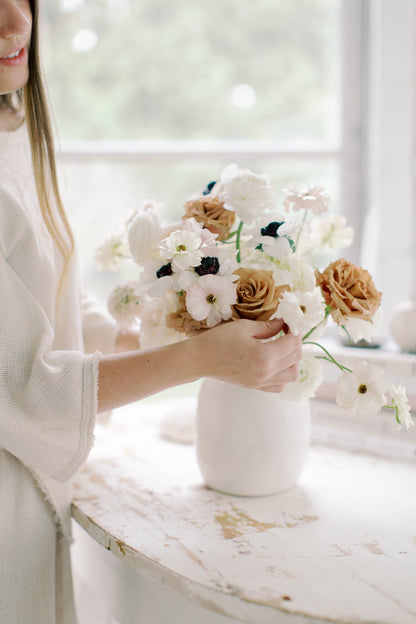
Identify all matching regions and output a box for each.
[196,378,311,497]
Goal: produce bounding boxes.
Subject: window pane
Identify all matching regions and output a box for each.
[42,0,341,141]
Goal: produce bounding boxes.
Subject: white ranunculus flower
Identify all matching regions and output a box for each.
[273,253,316,292]
[159,229,202,272]
[107,280,141,328]
[186,274,237,327]
[281,350,323,399]
[95,234,129,271]
[275,288,327,337]
[309,213,354,252]
[336,362,387,416]
[127,208,162,265]
[139,293,184,349]
[218,164,276,225]
[182,217,218,253]
[389,385,414,430]
[339,308,382,344]
[283,183,330,215]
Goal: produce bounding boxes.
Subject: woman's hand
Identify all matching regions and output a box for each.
[190,318,302,393]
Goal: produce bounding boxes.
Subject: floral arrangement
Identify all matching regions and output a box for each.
[95,164,413,429]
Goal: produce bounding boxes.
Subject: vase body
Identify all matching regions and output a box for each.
[196,378,311,496]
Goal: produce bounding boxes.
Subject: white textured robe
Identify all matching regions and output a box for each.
[0,124,116,623]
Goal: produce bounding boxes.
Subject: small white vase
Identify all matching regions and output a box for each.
[196,378,311,497]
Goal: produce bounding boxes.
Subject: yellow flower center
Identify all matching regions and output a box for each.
[206,294,216,304]
[358,384,368,394]
[177,244,186,252]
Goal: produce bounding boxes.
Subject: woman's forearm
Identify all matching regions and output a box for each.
[97,338,201,412]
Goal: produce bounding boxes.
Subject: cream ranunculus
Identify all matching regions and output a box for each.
[139,292,184,348]
[389,385,414,430]
[281,350,323,399]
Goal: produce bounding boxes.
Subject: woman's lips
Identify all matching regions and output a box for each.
[0,47,28,67]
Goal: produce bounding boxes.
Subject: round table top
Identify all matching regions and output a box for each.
[72,396,416,624]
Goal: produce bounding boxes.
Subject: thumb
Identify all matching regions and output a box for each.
[252,317,287,340]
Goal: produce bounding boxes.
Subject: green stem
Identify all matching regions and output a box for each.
[303,341,352,373]
[302,309,330,341]
[235,221,244,263]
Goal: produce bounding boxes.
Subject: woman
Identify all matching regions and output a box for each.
[0,1,301,622]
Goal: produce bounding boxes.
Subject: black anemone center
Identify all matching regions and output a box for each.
[195,256,220,276]
[202,181,217,196]
[156,263,173,279]
[260,221,284,238]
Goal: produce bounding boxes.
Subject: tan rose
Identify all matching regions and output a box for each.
[166,294,209,336]
[183,197,236,240]
[316,258,382,324]
[232,268,289,321]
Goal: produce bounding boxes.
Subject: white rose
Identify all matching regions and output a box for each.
[218,164,276,225]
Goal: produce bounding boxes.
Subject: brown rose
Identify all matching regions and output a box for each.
[316,258,382,324]
[183,197,235,241]
[232,268,289,321]
[166,294,209,336]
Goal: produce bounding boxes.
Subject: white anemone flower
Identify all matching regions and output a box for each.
[95,234,129,271]
[309,213,353,252]
[127,208,162,265]
[389,385,414,429]
[217,163,276,225]
[107,280,141,328]
[159,229,202,271]
[275,288,327,337]
[336,362,387,416]
[281,350,323,399]
[283,183,330,215]
[186,274,237,327]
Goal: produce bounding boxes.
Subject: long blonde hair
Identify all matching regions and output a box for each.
[17,0,74,283]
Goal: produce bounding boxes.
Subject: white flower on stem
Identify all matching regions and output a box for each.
[95,234,129,271]
[336,362,387,416]
[127,206,162,265]
[284,183,330,215]
[309,213,353,252]
[107,280,141,328]
[217,163,276,225]
[339,308,382,344]
[281,350,323,399]
[159,229,202,272]
[275,288,327,336]
[389,385,414,429]
[186,274,237,327]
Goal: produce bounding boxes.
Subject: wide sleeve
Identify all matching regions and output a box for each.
[0,196,100,483]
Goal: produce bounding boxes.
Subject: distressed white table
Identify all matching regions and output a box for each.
[71,396,416,624]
